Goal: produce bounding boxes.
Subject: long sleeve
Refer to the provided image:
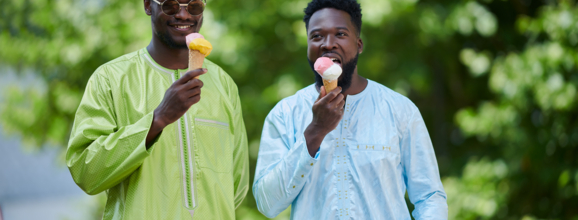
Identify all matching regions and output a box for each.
[252,104,319,218]
[402,108,448,219]
[231,84,250,208]
[66,71,156,195]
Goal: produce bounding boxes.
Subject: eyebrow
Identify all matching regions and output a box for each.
[308,27,350,35]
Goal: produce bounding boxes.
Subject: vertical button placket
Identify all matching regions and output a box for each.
[334,98,353,220]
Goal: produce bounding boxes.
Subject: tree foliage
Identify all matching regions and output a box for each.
[1,0,577,219]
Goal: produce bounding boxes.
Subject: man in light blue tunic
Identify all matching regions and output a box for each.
[252,0,448,219]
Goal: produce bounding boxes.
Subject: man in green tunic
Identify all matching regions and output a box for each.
[65,0,249,219]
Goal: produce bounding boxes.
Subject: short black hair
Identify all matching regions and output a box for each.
[303,0,362,36]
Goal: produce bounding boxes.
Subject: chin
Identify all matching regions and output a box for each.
[157,30,188,49]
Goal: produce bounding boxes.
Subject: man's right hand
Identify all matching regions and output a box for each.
[146,68,207,146]
[304,86,345,157]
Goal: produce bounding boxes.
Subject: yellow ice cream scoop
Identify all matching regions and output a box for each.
[186,33,212,79]
[188,38,213,57]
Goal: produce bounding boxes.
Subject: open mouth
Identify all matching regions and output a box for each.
[170,24,194,31]
[321,52,343,67]
[330,58,342,66]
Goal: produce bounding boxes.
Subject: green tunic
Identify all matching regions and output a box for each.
[66,48,249,219]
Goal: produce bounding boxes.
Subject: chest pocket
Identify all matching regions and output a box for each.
[347,135,401,170]
[194,118,233,173]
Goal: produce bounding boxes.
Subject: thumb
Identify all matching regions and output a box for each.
[178,68,207,84]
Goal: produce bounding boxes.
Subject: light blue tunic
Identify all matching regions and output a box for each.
[253,80,448,219]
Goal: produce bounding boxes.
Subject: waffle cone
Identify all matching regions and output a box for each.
[322,79,338,94]
[189,50,205,79]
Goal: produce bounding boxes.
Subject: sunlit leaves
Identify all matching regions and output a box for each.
[261,74,303,104]
[0,85,48,147]
[560,170,571,187]
[460,49,492,77]
[0,0,152,147]
[454,1,578,218]
[448,1,497,37]
[444,158,509,219]
[357,0,417,26]
[455,102,518,139]
[487,41,577,111]
[52,82,82,115]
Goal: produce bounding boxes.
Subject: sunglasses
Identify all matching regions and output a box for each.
[152,0,206,16]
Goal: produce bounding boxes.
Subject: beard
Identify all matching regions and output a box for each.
[308,53,359,92]
[155,28,188,49]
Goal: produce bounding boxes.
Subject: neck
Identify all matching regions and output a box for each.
[343,70,368,96]
[146,35,189,70]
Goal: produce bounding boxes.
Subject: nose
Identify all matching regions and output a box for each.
[174,5,191,20]
[321,35,338,51]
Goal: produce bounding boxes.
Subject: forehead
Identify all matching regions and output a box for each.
[308,8,354,33]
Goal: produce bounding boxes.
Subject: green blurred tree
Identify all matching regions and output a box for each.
[1,0,577,219]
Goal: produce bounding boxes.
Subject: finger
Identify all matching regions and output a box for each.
[335,99,345,110]
[183,78,204,90]
[187,94,201,106]
[177,68,207,84]
[317,86,326,100]
[320,86,342,104]
[330,94,345,108]
[185,87,202,98]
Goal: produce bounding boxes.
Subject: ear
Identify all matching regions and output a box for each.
[144,0,152,16]
[357,37,363,54]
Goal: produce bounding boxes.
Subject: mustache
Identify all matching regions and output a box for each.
[321,51,343,60]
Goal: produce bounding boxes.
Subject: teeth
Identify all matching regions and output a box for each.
[176,25,189,29]
[331,58,338,62]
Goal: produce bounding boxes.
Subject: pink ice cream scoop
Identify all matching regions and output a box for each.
[314,57,342,93]
[186,33,205,46]
[314,57,333,76]
[314,57,342,81]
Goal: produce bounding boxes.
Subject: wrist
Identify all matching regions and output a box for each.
[146,111,167,148]
[152,110,168,131]
[305,123,328,138]
[304,123,328,157]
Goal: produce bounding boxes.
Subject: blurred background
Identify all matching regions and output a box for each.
[1,0,577,219]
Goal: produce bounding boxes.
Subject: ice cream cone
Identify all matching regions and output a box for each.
[323,79,338,94]
[189,50,204,79]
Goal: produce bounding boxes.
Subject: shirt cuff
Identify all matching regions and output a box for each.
[294,133,319,178]
[296,132,320,161]
[136,111,159,156]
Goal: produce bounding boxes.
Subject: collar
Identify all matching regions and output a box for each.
[141,48,189,75]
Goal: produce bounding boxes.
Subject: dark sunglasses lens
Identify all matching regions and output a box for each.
[162,0,180,15]
[187,1,204,15]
